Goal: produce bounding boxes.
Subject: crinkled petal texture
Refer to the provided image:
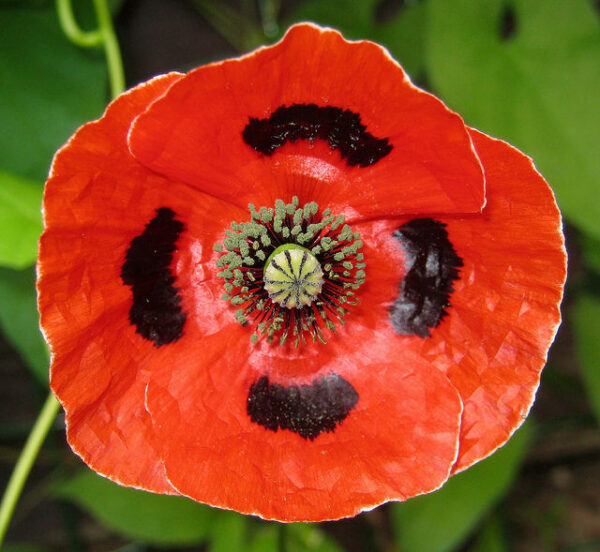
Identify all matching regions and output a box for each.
[38,23,566,522]
[128,23,486,220]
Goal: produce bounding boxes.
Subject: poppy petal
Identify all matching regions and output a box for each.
[39,73,245,492]
[145,321,463,521]
[416,130,566,472]
[128,23,485,219]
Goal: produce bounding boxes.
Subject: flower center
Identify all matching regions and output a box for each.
[263,245,324,309]
[214,197,365,346]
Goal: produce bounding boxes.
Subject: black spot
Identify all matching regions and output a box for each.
[499,4,517,40]
[242,103,393,167]
[390,218,463,337]
[121,207,186,347]
[247,374,359,440]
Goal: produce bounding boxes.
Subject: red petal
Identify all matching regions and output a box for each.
[426,130,566,472]
[128,23,485,218]
[145,320,462,521]
[39,73,243,492]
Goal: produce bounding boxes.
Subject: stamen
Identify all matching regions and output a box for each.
[215,198,365,346]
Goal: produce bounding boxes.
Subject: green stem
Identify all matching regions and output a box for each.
[93,0,126,98]
[0,393,61,545]
[57,0,125,99]
[56,0,103,47]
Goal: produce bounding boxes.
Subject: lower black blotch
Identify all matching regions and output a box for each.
[390,218,463,337]
[121,207,186,347]
[247,374,359,440]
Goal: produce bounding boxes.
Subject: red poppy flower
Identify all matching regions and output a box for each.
[38,24,566,521]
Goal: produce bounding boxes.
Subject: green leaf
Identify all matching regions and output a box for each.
[0,267,49,383]
[284,0,427,78]
[580,233,600,274]
[246,525,279,552]
[392,422,533,552]
[207,511,248,552]
[426,0,600,238]
[2,545,50,552]
[573,293,600,426]
[375,0,428,79]
[0,5,107,181]
[0,171,43,269]
[287,523,344,552]
[52,470,216,546]
[468,514,508,552]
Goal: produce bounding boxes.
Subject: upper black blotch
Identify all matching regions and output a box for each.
[121,207,186,347]
[247,374,359,440]
[390,218,463,337]
[242,103,393,167]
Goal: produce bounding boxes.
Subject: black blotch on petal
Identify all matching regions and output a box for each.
[247,374,359,440]
[242,103,393,167]
[390,218,463,337]
[121,207,186,347]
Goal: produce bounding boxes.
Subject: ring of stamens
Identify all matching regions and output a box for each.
[214,197,365,346]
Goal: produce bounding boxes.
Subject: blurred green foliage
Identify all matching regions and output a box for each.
[392,422,532,552]
[0,0,599,551]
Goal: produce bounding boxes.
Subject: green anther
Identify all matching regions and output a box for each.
[356,253,364,261]
[248,203,258,220]
[224,237,237,251]
[231,296,245,305]
[311,245,322,255]
[322,208,331,216]
[334,252,344,262]
[343,261,353,269]
[343,270,351,277]
[330,214,345,231]
[291,225,301,236]
[321,237,333,251]
[252,241,260,250]
[293,208,303,226]
[357,262,366,269]
[239,242,250,257]
[356,270,365,279]
[222,293,231,300]
[256,250,266,261]
[250,333,258,344]
[282,227,290,238]
[235,309,248,326]
[260,234,271,247]
[213,243,223,252]
[247,272,256,282]
[261,208,273,223]
[243,256,255,265]
[224,283,234,292]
